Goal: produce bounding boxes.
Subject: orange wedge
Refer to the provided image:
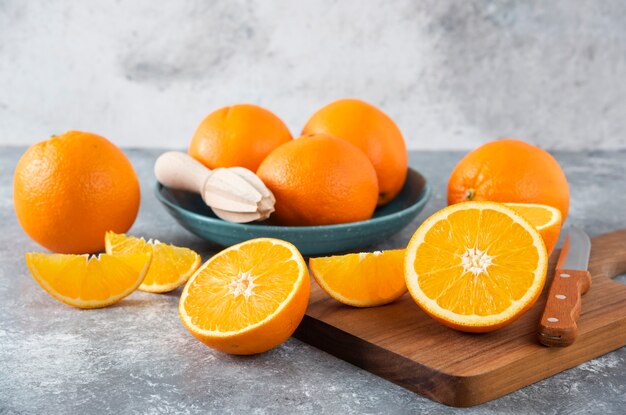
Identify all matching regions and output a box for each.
[404,201,548,332]
[179,238,310,355]
[503,203,562,255]
[309,250,407,307]
[25,252,151,309]
[105,232,201,293]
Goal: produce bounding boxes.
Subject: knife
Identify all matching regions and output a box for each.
[538,226,592,347]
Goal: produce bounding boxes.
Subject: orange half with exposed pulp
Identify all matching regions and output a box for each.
[179,238,309,355]
[404,201,547,332]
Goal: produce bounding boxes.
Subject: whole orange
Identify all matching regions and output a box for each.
[301,98,408,206]
[13,131,140,254]
[257,134,379,226]
[447,139,570,219]
[189,104,292,171]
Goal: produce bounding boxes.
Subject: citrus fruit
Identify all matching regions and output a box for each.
[179,238,310,355]
[105,232,201,293]
[25,252,152,309]
[404,201,548,332]
[447,138,570,220]
[309,250,407,307]
[257,134,378,226]
[14,131,141,254]
[503,203,562,256]
[302,98,408,206]
[189,104,292,171]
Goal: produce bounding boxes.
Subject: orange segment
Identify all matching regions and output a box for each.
[179,238,309,355]
[309,250,407,307]
[105,232,201,293]
[405,201,547,332]
[25,252,151,309]
[503,203,562,255]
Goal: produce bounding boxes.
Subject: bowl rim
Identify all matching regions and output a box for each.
[154,168,431,232]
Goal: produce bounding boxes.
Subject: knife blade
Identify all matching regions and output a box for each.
[538,226,592,347]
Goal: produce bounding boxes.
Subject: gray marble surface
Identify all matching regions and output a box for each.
[0,147,624,414]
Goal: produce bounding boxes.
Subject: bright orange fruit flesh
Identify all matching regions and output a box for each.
[105,232,201,293]
[309,250,407,307]
[404,202,548,332]
[179,238,310,355]
[25,252,151,309]
[503,203,562,255]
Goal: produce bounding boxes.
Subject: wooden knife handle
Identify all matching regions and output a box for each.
[538,269,592,347]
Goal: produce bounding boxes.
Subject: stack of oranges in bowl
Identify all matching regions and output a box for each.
[187,99,409,227]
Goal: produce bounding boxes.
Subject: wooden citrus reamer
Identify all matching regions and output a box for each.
[154,151,275,223]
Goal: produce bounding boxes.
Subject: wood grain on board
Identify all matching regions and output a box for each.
[294,229,626,407]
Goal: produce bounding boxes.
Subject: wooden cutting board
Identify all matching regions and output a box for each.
[293,228,626,407]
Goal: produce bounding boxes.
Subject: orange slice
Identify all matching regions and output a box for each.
[309,250,407,307]
[503,203,562,255]
[179,238,310,355]
[404,201,547,332]
[105,231,201,293]
[25,252,151,309]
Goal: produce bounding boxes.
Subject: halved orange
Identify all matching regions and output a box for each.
[25,252,151,309]
[503,203,562,255]
[179,238,310,355]
[105,231,201,293]
[309,250,406,307]
[404,201,547,332]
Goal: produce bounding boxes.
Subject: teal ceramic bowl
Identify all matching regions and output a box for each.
[155,168,431,256]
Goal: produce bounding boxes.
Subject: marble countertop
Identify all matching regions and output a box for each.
[1,147,624,414]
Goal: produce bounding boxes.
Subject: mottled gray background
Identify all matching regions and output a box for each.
[1,0,625,150]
